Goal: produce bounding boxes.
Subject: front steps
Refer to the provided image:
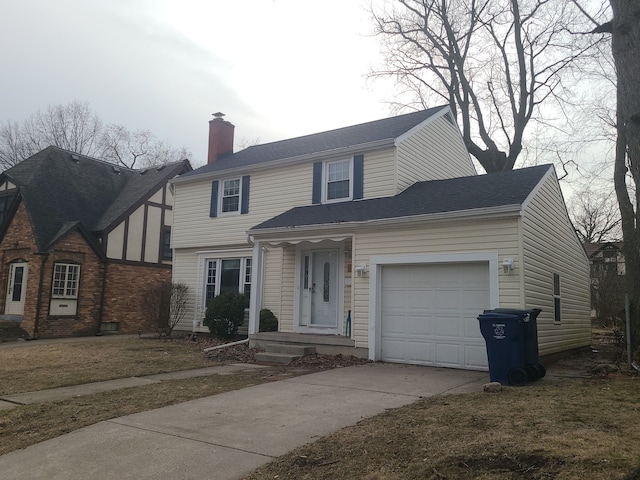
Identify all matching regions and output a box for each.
[255,343,316,365]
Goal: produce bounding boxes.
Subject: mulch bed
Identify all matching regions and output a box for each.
[157,333,371,370]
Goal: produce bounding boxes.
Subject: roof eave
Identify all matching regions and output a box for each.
[249,204,523,237]
[171,138,396,185]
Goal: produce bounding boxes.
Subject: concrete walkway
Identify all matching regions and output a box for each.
[0,364,267,410]
[0,363,488,480]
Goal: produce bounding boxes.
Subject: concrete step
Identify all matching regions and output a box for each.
[263,343,316,356]
[254,352,302,365]
[0,321,27,341]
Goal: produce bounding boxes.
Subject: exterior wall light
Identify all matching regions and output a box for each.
[502,258,514,274]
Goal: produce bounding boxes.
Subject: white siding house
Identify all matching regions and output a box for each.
[171,107,590,371]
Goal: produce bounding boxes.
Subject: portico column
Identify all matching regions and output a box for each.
[248,240,264,335]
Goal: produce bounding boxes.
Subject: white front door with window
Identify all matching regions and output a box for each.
[5,262,28,316]
[298,249,341,334]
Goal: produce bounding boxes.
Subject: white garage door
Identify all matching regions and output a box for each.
[380,262,489,370]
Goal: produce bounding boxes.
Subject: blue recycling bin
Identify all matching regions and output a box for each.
[478,312,528,386]
[485,308,545,381]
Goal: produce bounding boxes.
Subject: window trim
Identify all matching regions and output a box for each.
[219,177,242,215]
[203,257,252,309]
[52,263,81,299]
[322,158,353,203]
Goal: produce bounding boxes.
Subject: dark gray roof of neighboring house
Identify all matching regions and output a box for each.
[583,241,624,258]
[182,106,449,178]
[2,146,190,252]
[250,164,552,232]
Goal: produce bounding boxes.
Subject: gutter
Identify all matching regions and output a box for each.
[248,204,524,237]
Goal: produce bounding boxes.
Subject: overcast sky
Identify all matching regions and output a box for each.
[1,0,399,166]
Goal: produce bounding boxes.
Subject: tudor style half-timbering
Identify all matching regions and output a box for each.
[0,146,191,338]
[172,108,590,369]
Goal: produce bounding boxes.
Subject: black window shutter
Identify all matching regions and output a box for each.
[209,180,219,217]
[241,175,250,214]
[312,162,322,204]
[353,155,364,200]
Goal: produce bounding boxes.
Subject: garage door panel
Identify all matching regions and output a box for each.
[435,343,462,368]
[464,345,489,370]
[463,317,484,339]
[433,315,462,337]
[463,289,489,308]
[433,289,462,309]
[380,262,489,370]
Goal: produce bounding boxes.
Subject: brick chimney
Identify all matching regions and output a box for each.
[208,112,234,164]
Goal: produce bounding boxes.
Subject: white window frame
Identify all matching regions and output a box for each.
[219,177,242,215]
[203,257,252,309]
[322,158,353,203]
[52,263,80,299]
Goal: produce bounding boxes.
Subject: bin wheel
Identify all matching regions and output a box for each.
[508,368,528,386]
[525,364,542,382]
[537,363,546,379]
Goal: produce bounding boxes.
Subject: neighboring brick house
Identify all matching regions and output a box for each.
[0,146,191,338]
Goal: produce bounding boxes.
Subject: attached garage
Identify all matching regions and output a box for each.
[379,262,490,370]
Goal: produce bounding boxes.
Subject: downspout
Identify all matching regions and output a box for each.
[203,337,249,352]
[33,252,49,339]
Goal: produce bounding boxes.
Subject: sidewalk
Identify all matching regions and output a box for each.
[0,363,267,410]
[0,363,488,480]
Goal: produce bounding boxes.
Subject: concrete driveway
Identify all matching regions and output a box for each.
[0,363,487,480]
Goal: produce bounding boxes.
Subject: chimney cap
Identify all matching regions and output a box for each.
[212,112,225,119]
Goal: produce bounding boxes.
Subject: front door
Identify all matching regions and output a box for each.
[5,262,28,316]
[299,249,340,332]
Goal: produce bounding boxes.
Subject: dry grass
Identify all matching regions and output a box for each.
[0,337,213,395]
[244,376,640,480]
[0,335,327,455]
[2,332,640,479]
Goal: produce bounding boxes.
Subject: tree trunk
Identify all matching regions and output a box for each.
[610,0,640,355]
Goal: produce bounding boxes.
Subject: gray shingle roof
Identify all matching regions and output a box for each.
[250,165,552,232]
[182,106,448,177]
[3,146,189,252]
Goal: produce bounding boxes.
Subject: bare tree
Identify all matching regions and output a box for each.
[98,124,190,169]
[608,0,640,355]
[569,182,621,243]
[0,101,102,168]
[370,0,609,172]
[0,101,190,170]
[0,121,29,168]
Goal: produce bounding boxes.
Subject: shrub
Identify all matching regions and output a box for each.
[259,308,278,332]
[142,282,189,336]
[204,293,246,338]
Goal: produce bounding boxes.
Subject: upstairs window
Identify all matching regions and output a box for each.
[52,263,80,298]
[209,176,250,217]
[221,179,240,213]
[312,155,363,205]
[325,159,352,201]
